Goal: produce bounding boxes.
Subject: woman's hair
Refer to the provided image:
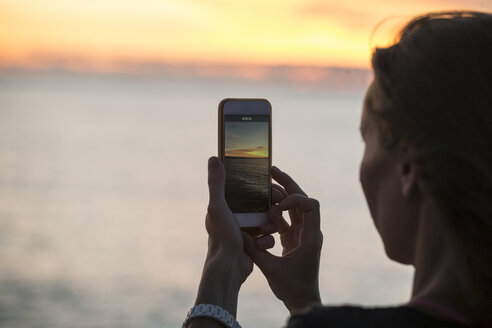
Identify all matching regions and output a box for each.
[370,11,492,324]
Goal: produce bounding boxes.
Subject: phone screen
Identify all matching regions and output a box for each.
[223,115,270,213]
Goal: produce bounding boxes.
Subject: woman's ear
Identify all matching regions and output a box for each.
[398,160,418,197]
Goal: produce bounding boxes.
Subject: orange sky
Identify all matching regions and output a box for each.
[1,0,491,71]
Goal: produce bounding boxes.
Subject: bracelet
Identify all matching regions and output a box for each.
[182,304,241,328]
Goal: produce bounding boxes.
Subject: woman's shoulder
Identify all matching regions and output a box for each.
[286,305,470,328]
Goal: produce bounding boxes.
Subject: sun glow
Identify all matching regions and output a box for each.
[226,147,268,159]
[1,0,491,71]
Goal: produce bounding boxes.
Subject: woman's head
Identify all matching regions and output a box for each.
[360,80,422,264]
[360,10,492,321]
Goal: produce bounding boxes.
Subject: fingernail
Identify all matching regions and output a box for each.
[257,238,267,248]
[208,157,218,169]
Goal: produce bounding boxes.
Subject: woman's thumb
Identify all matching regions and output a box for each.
[208,157,226,204]
[243,232,279,275]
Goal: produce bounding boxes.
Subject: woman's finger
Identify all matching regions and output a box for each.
[278,194,320,242]
[273,183,288,196]
[278,194,316,212]
[272,187,285,204]
[255,234,275,250]
[207,157,227,205]
[276,214,290,234]
[260,205,282,234]
[243,233,281,276]
[272,167,307,196]
[288,207,302,226]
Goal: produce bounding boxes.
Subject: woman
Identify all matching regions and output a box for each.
[183,11,492,328]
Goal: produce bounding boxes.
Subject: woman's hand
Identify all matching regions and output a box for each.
[204,156,253,284]
[243,167,323,314]
[191,157,253,327]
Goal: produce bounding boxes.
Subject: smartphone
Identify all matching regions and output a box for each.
[218,98,272,230]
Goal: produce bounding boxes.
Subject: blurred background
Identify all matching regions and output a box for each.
[1,1,491,327]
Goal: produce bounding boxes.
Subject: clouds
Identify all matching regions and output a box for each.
[226,146,268,158]
[225,122,269,158]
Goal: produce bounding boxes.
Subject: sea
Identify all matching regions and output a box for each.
[0,68,413,328]
[224,157,269,212]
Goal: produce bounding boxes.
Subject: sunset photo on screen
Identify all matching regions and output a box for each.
[224,117,269,212]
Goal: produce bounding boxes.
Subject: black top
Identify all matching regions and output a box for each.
[286,305,472,328]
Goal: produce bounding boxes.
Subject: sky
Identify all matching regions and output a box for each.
[1,0,491,71]
[225,122,269,158]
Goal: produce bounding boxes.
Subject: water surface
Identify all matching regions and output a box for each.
[0,69,413,327]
